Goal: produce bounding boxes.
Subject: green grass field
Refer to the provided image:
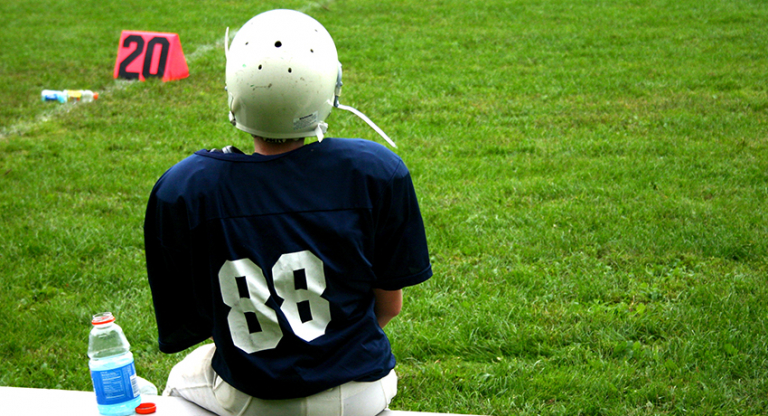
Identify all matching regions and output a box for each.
[2,0,767,414]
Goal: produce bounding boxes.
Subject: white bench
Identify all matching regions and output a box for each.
[0,387,481,416]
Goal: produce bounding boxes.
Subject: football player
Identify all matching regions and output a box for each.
[144,9,432,416]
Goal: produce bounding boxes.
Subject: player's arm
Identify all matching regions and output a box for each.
[373,288,402,328]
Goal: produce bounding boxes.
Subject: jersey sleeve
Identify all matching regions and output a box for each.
[144,177,212,353]
[371,160,432,290]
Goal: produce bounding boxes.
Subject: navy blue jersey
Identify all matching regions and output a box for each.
[144,138,431,400]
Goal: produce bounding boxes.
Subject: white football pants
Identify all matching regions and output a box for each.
[163,343,397,416]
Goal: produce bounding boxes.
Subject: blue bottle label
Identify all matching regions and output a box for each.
[90,361,139,405]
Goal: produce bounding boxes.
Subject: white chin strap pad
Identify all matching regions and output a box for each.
[314,122,328,142]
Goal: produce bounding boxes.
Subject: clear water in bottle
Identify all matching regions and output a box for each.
[88,312,141,415]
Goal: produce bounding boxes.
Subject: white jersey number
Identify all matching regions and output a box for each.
[218,251,331,353]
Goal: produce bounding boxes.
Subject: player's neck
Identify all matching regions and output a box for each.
[252,137,305,156]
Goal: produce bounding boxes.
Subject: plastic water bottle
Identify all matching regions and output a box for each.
[88,312,141,415]
[41,89,99,103]
[82,90,99,102]
[66,90,99,102]
[41,90,67,103]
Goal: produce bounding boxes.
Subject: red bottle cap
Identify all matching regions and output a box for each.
[91,312,115,325]
[136,402,157,414]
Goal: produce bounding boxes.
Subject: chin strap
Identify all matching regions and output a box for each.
[224,27,230,58]
[335,104,396,148]
[333,63,397,148]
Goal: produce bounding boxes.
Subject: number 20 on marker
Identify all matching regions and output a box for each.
[113,30,189,82]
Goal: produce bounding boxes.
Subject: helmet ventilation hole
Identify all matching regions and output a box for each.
[275,41,282,48]
[288,68,292,73]
[258,65,262,70]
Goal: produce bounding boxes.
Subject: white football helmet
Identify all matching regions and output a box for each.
[225,9,396,147]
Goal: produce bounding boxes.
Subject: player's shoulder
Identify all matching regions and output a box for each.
[159,152,209,180]
[152,151,222,196]
[319,138,405,175]
[326,137,395,153]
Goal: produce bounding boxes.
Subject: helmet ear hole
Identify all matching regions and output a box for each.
[275,41,282,48]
